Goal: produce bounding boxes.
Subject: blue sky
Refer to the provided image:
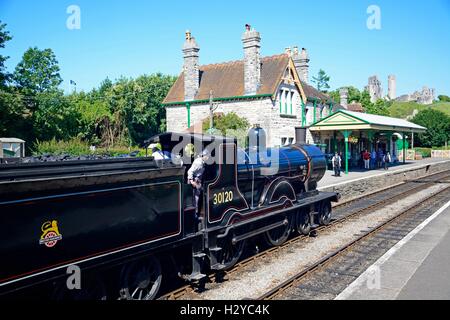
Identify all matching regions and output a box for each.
[1,0,449,96]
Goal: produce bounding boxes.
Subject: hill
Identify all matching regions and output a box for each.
[389,101,450,119]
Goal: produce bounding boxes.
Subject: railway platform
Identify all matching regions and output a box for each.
[318,157,449,189]
[317,158,450,203]
[336,198,450,300]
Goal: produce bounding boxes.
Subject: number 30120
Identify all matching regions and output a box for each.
[213,191,233,205]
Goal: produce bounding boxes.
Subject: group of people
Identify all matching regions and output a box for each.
[332,148,392,177]
[361,149,391,171]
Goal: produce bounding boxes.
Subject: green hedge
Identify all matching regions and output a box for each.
[33,138,146,157]
[33,138,90,156]
[414,148,431,158]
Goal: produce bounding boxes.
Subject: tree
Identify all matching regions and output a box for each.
[329,86,374,112]
[202,112,250,147]
[411,109,450,148]
[0,20,12,87]
[68,91,111,144]
[0,22,28,139]
[32,91,81,141]
[0,88,27,138]
[438,95,450,102]
[365,98,390,116]
[13,47,62,96]
[312,69,330,93]
[11,47,69,143]
[101,73,176,146]
[202,112,250,134]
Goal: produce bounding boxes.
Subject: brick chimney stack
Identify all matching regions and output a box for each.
[293,47,310,84]
[242,24,261,95]
[340,88,349,109]
[183,30,200,101]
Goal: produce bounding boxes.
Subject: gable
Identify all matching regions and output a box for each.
[318,112,367,126]
[310,110,427,133]
[275,59,307,104]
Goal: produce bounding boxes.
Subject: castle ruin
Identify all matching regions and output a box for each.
[366,75,435,105]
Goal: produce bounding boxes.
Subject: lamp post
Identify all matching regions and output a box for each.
[208,90,220,134]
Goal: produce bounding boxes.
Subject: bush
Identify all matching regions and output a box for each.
[33,138,90,156]
[433,146,450,150]
[411,109,450,148]
[438,95,450,103]
[202,112,250,148]
[33,138,146,157]
[414,147,431,158]
[101,146,147,157]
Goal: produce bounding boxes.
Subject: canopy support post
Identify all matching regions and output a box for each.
[341,130,352,175]
[402,132,406,164]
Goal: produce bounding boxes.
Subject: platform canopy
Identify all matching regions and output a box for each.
[309,110,426,133]
[0,138,25,143]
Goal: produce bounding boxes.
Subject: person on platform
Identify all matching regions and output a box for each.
[377,149,384,169]
[363,150,371,170]
[371,150,377,170]
[332,152,342,177]
[384,152,392,170]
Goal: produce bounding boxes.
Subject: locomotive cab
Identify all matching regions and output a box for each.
[145,132,241,232]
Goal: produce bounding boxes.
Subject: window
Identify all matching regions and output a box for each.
[279,90,284,113]
[279,89,295,116]
[280,137,293,146]
[290,92,293,115]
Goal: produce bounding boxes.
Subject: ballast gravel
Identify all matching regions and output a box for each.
[192,184,447,300]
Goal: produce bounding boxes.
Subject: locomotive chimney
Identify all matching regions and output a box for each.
[295,127,307,144]
[247,124,267,164]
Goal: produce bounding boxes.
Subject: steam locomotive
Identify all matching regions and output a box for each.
[0,127,338,300]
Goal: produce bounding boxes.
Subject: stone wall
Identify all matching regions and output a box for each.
[432,150,450,159]
[166,104,190,132]
[319,160,450,204]
[166,95,311,147]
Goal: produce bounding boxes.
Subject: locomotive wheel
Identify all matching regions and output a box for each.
[217,238,246,270]
[52,275,107,300]
[318,201,332,226]
[296,210,311,236]
[264,216,291,246]
[120,256,162,300]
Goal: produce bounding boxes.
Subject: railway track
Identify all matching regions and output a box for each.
[157,169,450,300]
[258,183,450,300]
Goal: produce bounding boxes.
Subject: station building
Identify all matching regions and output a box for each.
[163,26,427,173]
[163,26,342,147]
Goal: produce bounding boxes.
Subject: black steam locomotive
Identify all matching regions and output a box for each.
[0,128,338,300]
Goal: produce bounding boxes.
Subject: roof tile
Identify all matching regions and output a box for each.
[163,54,289,104]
